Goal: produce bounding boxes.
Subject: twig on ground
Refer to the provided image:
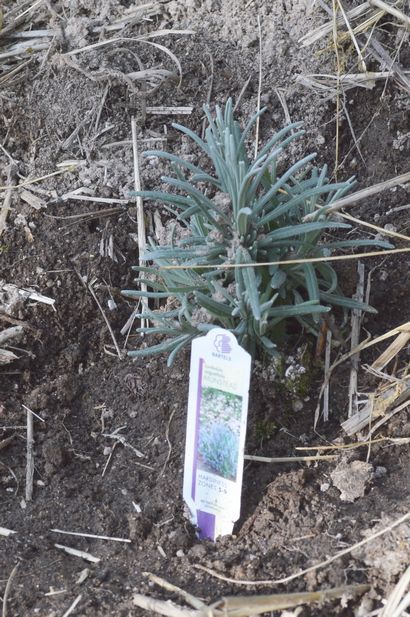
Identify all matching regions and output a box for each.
[121,298,141,340]
[348,262,365,418]
[341,98,366,164]
[44,589,66,597]
[94,84,109,134]
[54,544,100,563]
[332,0,342,179]
[132,116,147,328]
[342,373,410,436]
[0,165,16,238]
[233,75,252,112]
[89,4,164,33]
[103,427,154,470]
[0,527,16,537]
[201,52,214,139]
[146,106,193,115]
[75,569,89,585]
[274,87,292,125]
[315,321,410,426]
[51,529,131,543]
[254,15,262,159]
[61,595,82,617]
[244,454,337,463]
[304,170,410,220]
[338,211,410,243]
[0,434,15,451]
[162,247,410,272]
[296,436,410,451]
[74,270,122,359]
[0,144,16,165]
[0,0,44,38]
[133,584,369,617]
[20,189,46,210]
[103,426,143,457]
[387,204,410,215]
[213,586,369,616]
[381,565,410,617]
[133,595,196,617]
[295,71,396,95]
[0,165,79,192]
[102,137,167,149]
[143,572,206,609]
[0,39,49,61]
[0,314,31,327]
[367,32,410,94]
[364,365,404,383]
[0,59,32,86]
[59,30,193,94]
[101,439,119,478]
[299,2,378,47]
[25,405,34,502]
[61,114,90,151]
[0,326,24,346]
[22,404,45,423]
[367,399,410,439]
[0,349,18,364]
[65,31,194,59]
[64,65,178,93]
[2,563,19,617]
[371,328,410,371]
[159,406,177,477]
[1,283,55,307]
[369,0,410,27]
[323,328,333,421]
[47,208,123,225]
[60,193,128,205]
[342,320,410,436]
[121,119,147,338]
[336,0,366,71]
[0,461,19,495]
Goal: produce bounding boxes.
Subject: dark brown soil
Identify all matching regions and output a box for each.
[1,1,409,616]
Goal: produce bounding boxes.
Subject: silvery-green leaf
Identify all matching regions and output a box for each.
[122,289,170,299]
[239,250,261,321]
[303,263,320,303]
[259,221,350,245]
[324,239,394,250]
[268,302,330,317]
[254,153,317,215]
[270,269,287,289]
[128,335,190,358]
[172,122,210,155]
[320,292,377,313]
[143,150,214,182]
[195,291,234,318]
[167,335,195,366]
[257,181,353,227]
[237,207,252,235]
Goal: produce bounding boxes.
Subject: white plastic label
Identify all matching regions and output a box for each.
[183,328,251,540]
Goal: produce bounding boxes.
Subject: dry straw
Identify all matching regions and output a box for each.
[133,572,369,617]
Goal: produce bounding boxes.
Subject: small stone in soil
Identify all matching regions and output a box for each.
[331,459,373,502]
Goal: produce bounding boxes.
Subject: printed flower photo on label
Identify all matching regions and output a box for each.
[197,386,242,481]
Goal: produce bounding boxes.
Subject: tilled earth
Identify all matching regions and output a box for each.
[1,1,410,615]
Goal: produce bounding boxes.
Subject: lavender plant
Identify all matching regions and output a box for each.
[123,99,392,363]
[199,423,239,480]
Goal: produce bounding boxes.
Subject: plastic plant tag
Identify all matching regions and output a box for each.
[183,328,251,541]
